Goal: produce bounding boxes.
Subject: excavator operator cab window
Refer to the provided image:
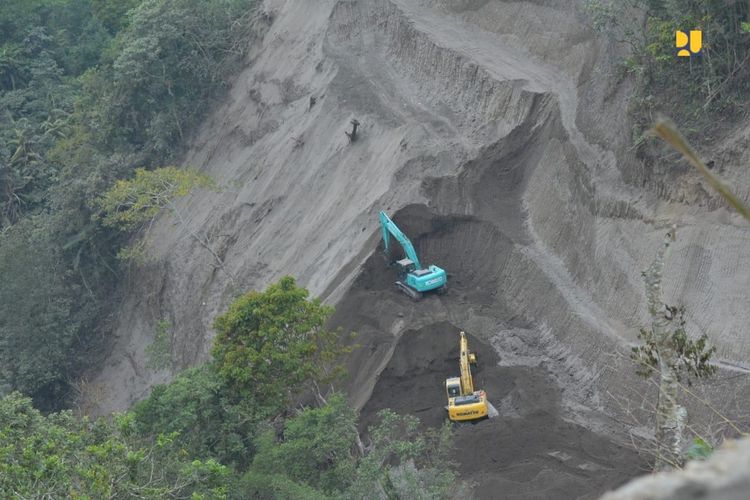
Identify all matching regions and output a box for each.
[446,384,460,398]
[396,258,416,273]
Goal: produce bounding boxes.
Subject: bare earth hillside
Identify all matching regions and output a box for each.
[85,1,750,497]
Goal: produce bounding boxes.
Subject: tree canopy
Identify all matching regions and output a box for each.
[212,276,349,408]
[0,392,231,498]
[2,276,465,498]
[0,0,255,405]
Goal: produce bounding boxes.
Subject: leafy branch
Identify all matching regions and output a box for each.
[95,166,235,284]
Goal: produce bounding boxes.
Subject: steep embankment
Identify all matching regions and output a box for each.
[86,0,750,497]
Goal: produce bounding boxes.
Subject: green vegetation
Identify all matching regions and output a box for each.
[96,166,218,262]
[96,167,216,232]
[635,1,750,129]
[135,277,352,467]
[132,364,257,468]
[145,319,172,370]
[1,277,464,497]
[212,276,351,409]
[586,0,750,142]
[635,228,718,470]
[632,314,716,383]
[246,401,464,499]
[250,395,359,494]
[0,220,80,402]
[0,392,231,498]
[81,0,254,158]
[0,0,254,406]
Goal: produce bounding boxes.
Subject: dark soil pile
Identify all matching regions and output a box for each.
[325,202,646,499]
[359,323,644,500]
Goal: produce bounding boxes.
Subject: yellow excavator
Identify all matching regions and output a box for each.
[445,331,489,421]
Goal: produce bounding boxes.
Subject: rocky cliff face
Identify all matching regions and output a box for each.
[85,0,750,496]
[601,437,750,500]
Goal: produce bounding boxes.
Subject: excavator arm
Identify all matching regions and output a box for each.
[459,331,475,394]
[379,211,422,269]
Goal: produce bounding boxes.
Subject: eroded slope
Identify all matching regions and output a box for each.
[86,1,750,496]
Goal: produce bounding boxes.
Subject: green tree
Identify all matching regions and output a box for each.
[348,410,462,500]
[0,0,257,411]
[132,365,258,468]
[239,471,329,500]
[243,399,466,500]
[0,219,78,405]
[94,166,230,276]
[87,0,254,156]
[633,227,717,470]
[211,276,349,410]
[96,166,215,231]
[251,394,358,494]
[0,27,74,227]
[0,392,232,498]
[134,280,351,471]
[91,0,142,34]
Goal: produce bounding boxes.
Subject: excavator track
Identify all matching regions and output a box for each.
[395,281,422,300]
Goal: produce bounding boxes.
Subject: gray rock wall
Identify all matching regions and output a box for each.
[601,438,750,500]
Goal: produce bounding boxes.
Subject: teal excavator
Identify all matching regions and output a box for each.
[378,210,447,299]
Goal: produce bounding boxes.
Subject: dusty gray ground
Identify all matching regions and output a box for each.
[82,0,750,497]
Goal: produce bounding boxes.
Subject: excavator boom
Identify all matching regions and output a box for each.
[459,331,474,394]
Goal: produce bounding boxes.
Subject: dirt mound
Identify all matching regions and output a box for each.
[360,323,642,499]
[330,203,647,497]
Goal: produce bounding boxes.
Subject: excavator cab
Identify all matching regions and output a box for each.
[445,377,461,398]
[396,258,417,275]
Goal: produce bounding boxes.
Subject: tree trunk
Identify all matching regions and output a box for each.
[643,226,685,470]
[654,331,686,470]
[165,199,236,286]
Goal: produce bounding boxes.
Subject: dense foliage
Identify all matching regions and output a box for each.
[212,276,350,408]
[631,307,717,384]
[82,0,254,157]
[132,364,258,468]
[0,0,254,406]
[246,398,463,499]
[96,166,218,261]
[1,278,465,498]
[0,220,80,399]
[96,167,216,231]
[636,1,750,135]
[1,390,464,499]
[587,0,750,141]
[0,392,231,498]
